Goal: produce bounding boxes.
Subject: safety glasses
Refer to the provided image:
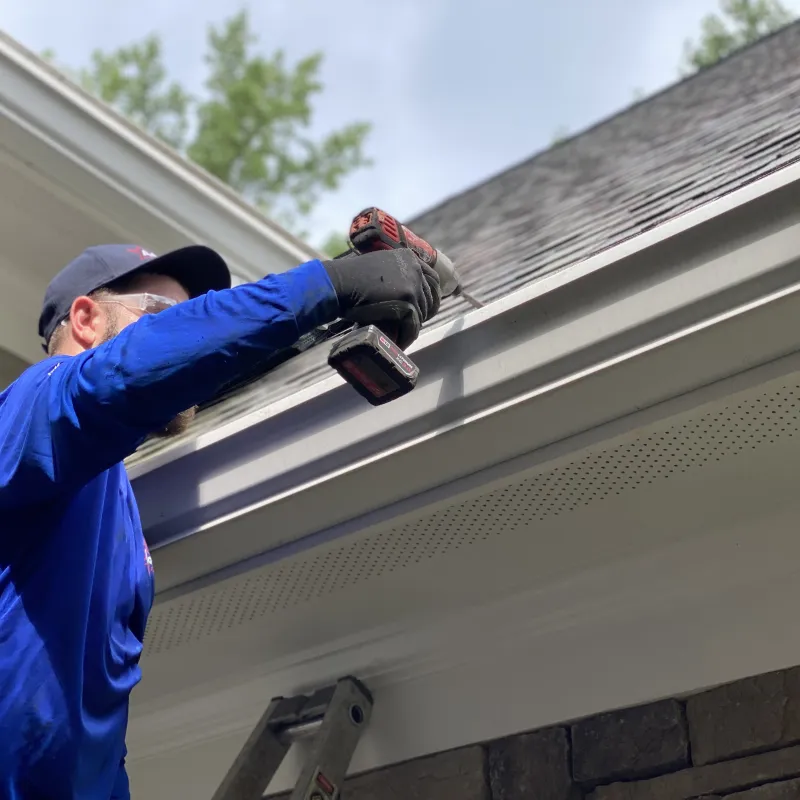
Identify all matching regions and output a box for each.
[55,292,180,337]
[96,292,180,315]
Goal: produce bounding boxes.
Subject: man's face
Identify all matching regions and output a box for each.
[96,273,196,438]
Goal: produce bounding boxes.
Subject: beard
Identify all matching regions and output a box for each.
[155,406,197,438]
[101,312,198,439]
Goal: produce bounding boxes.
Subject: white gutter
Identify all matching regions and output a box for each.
[129,153,800,479]
[128,157,800,592]
[0,31,322,280]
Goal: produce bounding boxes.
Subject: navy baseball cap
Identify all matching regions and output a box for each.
[38,243,231,348]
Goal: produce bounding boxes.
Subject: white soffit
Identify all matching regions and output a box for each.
[127,360,800,797]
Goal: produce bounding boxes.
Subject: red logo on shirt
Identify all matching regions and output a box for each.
[143,539,154,575]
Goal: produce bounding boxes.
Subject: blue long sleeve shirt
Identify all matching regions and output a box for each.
[0,259,339,800]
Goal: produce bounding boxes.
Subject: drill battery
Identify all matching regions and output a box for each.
[327,324,419,406]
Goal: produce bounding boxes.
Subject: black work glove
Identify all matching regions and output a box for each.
[322,249,441,349]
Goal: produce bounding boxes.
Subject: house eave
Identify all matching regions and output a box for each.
[129,289,800,793]
[122,142,800,800]
[129,157,800,595]
[0,31,321,284]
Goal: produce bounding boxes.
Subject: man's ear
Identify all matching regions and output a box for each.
[69,295,104,349]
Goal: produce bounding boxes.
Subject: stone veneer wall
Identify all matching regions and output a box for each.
[311,665,800,800]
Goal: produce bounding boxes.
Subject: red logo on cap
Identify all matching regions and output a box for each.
[127,246,157,260]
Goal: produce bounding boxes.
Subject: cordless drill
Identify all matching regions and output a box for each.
[327,208,482,406]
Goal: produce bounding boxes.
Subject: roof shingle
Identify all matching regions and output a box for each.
[410,20,800,322]
[128,22,800,467]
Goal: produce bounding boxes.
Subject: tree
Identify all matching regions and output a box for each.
[52,10,371,234]
[681,0,795,74]
[550,125,570,145]
[320,231,352,258]
[79,36,191,150]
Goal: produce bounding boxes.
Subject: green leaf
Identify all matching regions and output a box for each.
[681,0,795,74]
[68,8,372,228]
[186,9,371,223]
[78,35,192,149]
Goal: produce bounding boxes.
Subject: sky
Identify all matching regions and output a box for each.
[3,0,800,250]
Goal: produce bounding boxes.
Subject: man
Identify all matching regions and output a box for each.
[0,242,441,799]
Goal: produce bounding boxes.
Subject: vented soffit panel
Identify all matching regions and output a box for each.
[130,157,800,586]
[142,375,800,659]
[127,359,800,796]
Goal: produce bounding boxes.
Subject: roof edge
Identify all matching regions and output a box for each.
[0,30,323,274]
[408,19,800,225]
[127,157,800,579]
[130,152,800,479]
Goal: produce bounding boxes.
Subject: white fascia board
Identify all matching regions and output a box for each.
[0,31,322,280]
[129,158,800,592]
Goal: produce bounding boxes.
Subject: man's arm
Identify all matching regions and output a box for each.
[0,259,340,507]
[0,247,441,508]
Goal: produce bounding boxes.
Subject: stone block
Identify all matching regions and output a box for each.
[686,668,800,766]
[488,727,581,800]
[589,744,800,800]
[346,745,488,800]
[571,699,689,784]
[727,778,800,800]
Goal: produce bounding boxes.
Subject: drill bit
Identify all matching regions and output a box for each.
[455,286,485,309]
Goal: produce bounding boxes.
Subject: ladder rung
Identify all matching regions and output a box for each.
[280,717,323,743]
[211,676,373,800]
[270,684,338,732]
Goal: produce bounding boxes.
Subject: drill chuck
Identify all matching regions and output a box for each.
[429,249,460,298]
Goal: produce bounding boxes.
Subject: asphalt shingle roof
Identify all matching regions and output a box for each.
[127,21,800,468]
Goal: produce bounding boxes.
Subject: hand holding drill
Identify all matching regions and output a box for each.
[323,249,441,350]
[321,207,482,405]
